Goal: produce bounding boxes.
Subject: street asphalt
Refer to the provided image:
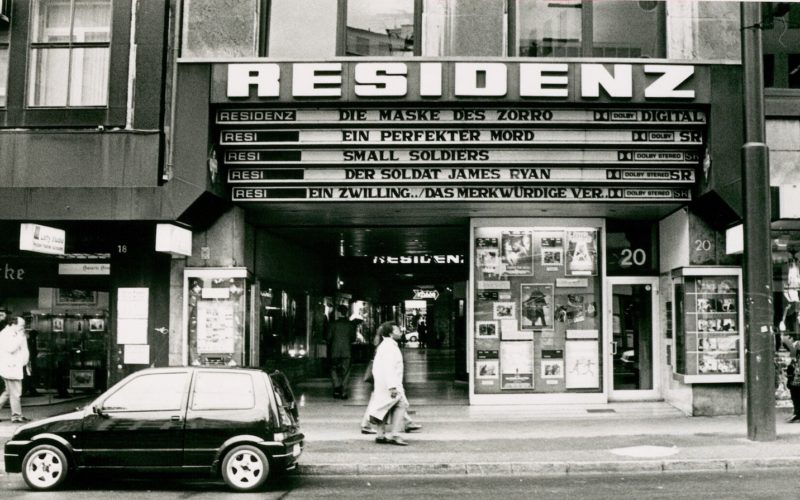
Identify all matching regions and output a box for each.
[2,398,800,480]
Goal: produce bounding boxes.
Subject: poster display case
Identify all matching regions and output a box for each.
[470,218,604,401]
[184,268,250,367]
[671,267,744,384]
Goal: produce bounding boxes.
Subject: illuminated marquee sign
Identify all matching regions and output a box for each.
[214,62,705,205]
[216,108,707,125]
[373,255,465,264]
[221,63,697,100]
[227,166,695,184]
[232,186,691,202]
[222,149,702,165]
[413,289,440,300]
[219,128,703,146]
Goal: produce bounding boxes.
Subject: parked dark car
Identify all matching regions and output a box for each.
[4,367,303,492]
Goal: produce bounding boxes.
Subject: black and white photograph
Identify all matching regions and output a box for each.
[501,231,533,275]
[520,283,554,330]
[476,320,499,339]
[492,302,516,321]
[0,1,792,496]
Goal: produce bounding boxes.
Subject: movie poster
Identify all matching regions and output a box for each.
[540,232,564,269]
[476,320,499,339]
[476,350,500,388]
[520,283,554,330]
[475,237,500,276]
[555,293,599,330]
[501,231,533,275]
[501,341,534,389]
[565,340,599,389]
[541,349,564,379]
[566,230,598,276]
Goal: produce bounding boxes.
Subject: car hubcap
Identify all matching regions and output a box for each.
[227,450,263,487]
[27,450,63,488]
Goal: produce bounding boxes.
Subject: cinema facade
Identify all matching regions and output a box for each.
[167,56,748,415]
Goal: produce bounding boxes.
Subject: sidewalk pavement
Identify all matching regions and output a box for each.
[294,401,800,476]
[2,399,800,478]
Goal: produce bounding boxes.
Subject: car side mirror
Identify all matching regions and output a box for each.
[92,405,107,418]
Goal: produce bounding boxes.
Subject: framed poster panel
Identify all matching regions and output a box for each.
[56,289,97,306]
[520,283,554,330]
[69,369,95,389]
[500,341,534,390]
[476,320,499,339]
[540,232,565,269]
[501,231,533,275]
[565,340,599,389]
[493,302,516,321]
[566,230,598,276]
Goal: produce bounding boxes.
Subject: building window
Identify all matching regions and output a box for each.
[517,0,664,58]
[423,0,507,56]
[762,2,800,89]
[346,0,414,56]
[0,21,9,107]
[28,0,112,107]
[268,0,338,57]
[182,0,260,58]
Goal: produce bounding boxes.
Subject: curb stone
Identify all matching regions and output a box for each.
[297,457,800,477]
[568,460,662,474]
[662,459,727,471]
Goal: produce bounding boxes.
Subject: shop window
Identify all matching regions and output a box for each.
[182,0,260,58]
[0,21,8,107]
[517,0,664,58]
[346,0,414,56]
[28,0,111,107]
[471,221,603,397]
[762,2,800,89]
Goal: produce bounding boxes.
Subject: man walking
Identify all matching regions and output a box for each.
[0,316,30,422]
[329,305,357,399]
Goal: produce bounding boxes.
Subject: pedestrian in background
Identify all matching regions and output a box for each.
[328,305,357,399]
[366,321,409,445]
[0,316,30,422]
[782,334,800,423]
[22,329,39,397]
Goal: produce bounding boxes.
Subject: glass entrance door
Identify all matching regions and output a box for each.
[607,277,660,400]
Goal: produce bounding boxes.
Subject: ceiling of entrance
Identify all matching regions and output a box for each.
[246,201,683,257]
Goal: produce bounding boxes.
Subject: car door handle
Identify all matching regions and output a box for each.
[171,415,183,422]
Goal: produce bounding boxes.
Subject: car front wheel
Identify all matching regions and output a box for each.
[22,444,69,491]
[221,444,270,492]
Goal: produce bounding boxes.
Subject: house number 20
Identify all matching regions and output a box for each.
[694,239,712,251]
[621,248,647,266]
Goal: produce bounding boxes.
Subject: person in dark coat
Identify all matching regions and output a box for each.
[416,319,428,348]
[328,305,357,399]
[22,329,39,397]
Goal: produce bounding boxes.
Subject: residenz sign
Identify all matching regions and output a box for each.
[222,62,697,100]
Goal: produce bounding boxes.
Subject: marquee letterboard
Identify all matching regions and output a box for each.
[216,106,706,203]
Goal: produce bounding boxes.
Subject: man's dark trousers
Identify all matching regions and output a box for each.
[331,357,352,397]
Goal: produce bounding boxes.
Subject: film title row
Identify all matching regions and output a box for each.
[227,166,696,184]
[220,129,704,146]
[222,149,702,165]
[231,185,691,202]
[216,108,707,125]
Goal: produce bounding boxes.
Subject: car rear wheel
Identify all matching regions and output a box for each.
[22,444,69,491]
[221,444,270,492]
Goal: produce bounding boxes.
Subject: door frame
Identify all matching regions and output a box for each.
[604,276,661,401]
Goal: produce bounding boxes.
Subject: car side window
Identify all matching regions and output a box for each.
[102,373,189,412]
[191,372,255,411]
